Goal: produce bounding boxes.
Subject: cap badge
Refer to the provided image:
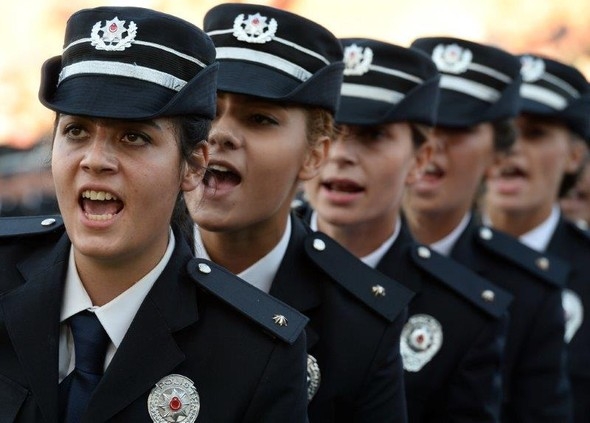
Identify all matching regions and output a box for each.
[562,289,583,343]
[520,55,545,82]
[306,354,321,401]
[148,374,200,423]
[91,17,137,51]
[233,13,277,44]
[400,314,443,372]
[343,44,373,76]
[431,43,472,74]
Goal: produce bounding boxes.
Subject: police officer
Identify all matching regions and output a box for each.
[0,6,309,422]
[484,54,590,423]
[300,38,512,422]
[403,37,572,423]
[184,4,414,422]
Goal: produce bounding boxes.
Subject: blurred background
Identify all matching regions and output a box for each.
[1,0,589,215]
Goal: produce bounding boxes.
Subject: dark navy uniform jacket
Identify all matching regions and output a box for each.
[451,216,571,423]
[269,215,414,423]
[0,216,309,423]
[294,204,511,423]
[546,217,590,423]
[377,222,511,423]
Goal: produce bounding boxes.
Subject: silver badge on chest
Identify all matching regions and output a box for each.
[400,314,443,372]
[562,289,584,343]
[307,354,321,401]
[148,374,200,423]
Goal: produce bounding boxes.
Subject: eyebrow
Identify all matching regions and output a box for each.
[60,114,164,131]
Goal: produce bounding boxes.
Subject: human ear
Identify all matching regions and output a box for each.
[406,141,433,185]
[181,142,209,192]
[565,136,588,174]
[299,136,330,181]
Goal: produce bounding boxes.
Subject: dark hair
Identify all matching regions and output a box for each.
[171,116,211,250]
[491,118,516,152]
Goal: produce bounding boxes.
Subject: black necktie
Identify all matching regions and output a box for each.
[59,310,110,423]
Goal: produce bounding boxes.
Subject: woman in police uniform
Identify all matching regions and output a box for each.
[301,38,511,423]
[0,6,309,422]
[403,37,571,423]
[184,4,413,422]
[484,54,590,423]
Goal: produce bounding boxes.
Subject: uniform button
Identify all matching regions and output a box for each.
[198,263,212,274]
[313,238,326,251]
[272,314,288,327]
[417,246,431,259]
[536,257,550,271]
[372,284,386,297]
[41,218,56,226]
[479,227,493,240]
[481,289,495,302]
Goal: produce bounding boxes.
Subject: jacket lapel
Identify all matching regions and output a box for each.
[85,235,199,422]
[271,216,321,348]
[450,217,489,276]
[0,234,70,423]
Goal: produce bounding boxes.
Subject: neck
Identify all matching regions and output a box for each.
[199,218,288,274]
[404,206,468,245]
[74,237,169,306]
[485,204,554,238]
[316,214,397,258]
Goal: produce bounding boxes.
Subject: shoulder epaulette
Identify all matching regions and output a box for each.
[410,244,513,319]
[304,231,414,322]
[0,215,64,238]
[187,258,308,345]
[475,226,569,288]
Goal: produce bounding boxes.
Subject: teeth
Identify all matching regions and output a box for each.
[84,213,115,221]
[208,164,230,172]
[82,190,118,201]
[425,163,439,173]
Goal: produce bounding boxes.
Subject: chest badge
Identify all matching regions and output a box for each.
[307,354,321,401]
[400,314,443,372]
[562,289,584,343]
[148,374,200,423]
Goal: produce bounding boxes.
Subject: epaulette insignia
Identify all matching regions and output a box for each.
[410,244,512,319]
[187,258,308,344]
[304,232,414,322]
[475,226,569,287]
[0,215,64,238]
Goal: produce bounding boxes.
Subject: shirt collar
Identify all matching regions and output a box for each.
[519,204,561,252]
[60,228,176,347]
[310,211,400,269]
[430,212,472,256]
[193,218,292,294]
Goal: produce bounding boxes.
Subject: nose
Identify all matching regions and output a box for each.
[208,116,242,152]
[79,135,118,174]
[329,131,358,166]
[430,129,447,153]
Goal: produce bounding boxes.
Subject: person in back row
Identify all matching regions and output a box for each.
[0,6,310,422]
[184,4,414,422]
[299,37,512,422]
[403,37,572,423]
[484,53,590,423]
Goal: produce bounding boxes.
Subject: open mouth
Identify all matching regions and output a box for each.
[423,163,445,179]
[498,165,526,179]
[204,163,242,189]
[80,190,123,221]
[321,179,364,193]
